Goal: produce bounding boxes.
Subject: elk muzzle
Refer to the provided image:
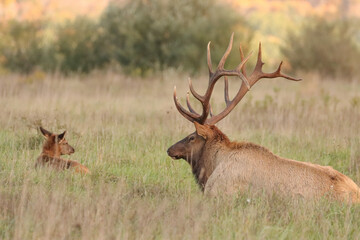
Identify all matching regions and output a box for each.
[61,144,75,155]
[167,144,184,160]
[167,132,206,161]
[167,135,191,160]
[68,146,75,155]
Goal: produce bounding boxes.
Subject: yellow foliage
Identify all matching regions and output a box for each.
[1,0,360,23]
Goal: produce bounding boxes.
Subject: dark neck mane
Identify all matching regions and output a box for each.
[190,157,206,190]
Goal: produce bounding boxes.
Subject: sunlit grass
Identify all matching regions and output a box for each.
[1,72,360,239]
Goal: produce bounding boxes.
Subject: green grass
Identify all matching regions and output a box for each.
[1,72,360,239]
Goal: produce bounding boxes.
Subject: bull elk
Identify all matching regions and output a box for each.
[167,33,360,203]
[36,127,90,174]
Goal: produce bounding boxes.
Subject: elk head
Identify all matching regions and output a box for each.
[167,122,207,162]
[40,127,75,157]
[167,33,301,163]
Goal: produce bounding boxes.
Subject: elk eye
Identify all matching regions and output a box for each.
[189,136,195,142]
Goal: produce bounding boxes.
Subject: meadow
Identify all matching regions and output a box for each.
[1,70,360,239]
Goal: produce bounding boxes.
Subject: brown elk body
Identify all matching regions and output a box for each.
[36,127,90,174]
[167,33,360,203]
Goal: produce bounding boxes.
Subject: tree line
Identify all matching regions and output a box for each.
[0,0,359,79]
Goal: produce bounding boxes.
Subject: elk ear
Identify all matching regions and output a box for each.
[194,122,210,140]
[40,127,52,138]
[57,131,66,142]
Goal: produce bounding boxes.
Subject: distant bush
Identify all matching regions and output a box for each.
[100,0,252,76]
[0,0,252,76]
[54,17,109,74]
[0,21,45,74]
[281,17,360,79]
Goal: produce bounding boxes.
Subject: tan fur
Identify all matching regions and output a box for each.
[36,127,90,175]
[168,124,360,203]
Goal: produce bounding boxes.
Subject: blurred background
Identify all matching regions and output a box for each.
[0,0,359,80]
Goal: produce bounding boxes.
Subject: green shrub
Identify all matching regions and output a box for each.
[100,0,252,76]
[54,17,109,74]
[0,21,45,74]
[0,0,253,76]
[281,17,360,79]
[0,18,109,74]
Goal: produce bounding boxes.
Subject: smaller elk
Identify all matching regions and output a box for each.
[167,33,360,203]
[36,127,90,174]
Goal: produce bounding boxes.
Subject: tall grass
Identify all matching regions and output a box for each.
[1,71,360,239]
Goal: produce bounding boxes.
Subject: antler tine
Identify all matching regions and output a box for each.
[235,51,252,89]
[188,78,204,101]
[186,92,199,114]
[173,86,200,122]
[254,42,264,72]
[239,44,247,78]
[216,32,234,72]
[207,42,213,76]
[262,61,302,81]
[224,77,230,106]
[209,104,214,117]
[239,72,251,90]
[249,42,301,82]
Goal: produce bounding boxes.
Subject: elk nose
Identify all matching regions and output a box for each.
[167,147,175,157]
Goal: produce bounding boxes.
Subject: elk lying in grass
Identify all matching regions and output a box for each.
[167,33,360,203]
[36,127,90,174]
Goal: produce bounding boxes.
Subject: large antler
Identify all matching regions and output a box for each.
[173,33,301,125]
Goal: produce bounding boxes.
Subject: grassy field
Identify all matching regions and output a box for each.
[1,70,360,239]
